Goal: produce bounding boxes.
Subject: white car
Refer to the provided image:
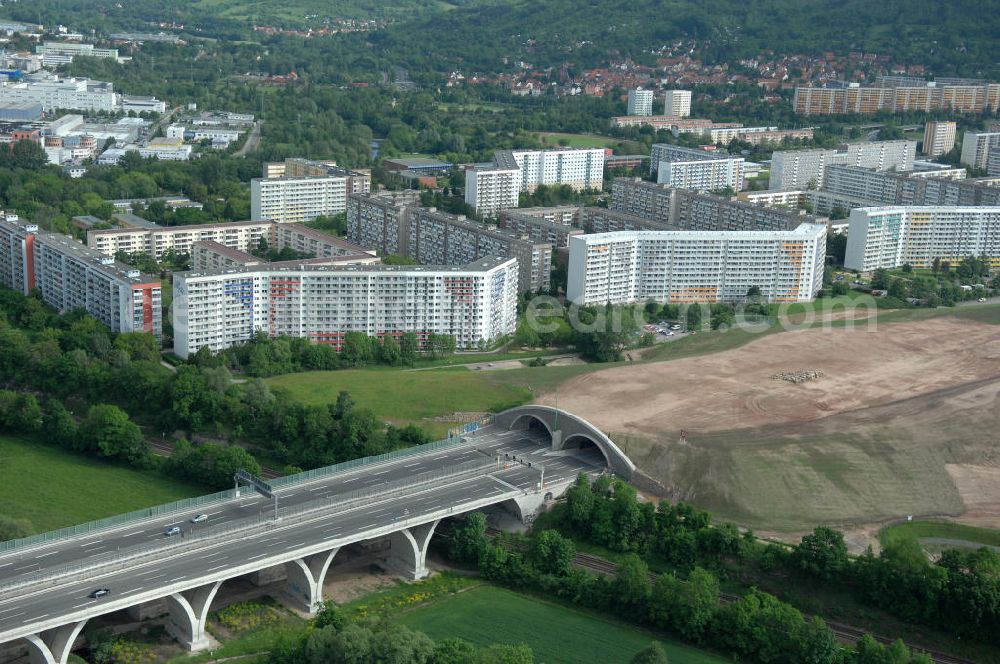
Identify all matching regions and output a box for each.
[165,526,181,537]
[979,297,987,302]
[190,514,208,523]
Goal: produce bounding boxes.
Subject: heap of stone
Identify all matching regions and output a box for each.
[771,370,824,384]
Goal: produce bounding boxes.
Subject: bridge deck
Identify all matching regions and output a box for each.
[0,426,604,643]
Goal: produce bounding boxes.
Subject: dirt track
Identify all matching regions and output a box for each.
[538,318,1000,533]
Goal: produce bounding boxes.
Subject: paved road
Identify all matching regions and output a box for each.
[0,428,586,583]
[234,121,261,157]
[0,427,604,640]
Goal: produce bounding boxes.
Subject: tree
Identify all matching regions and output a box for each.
[478,643,534,664]
[370,624,435,664]
[341,332,374,367]
[42,399,77,448]
[685,304,703,331]
[400,332,419,366]
[305,623,372,664]
[901,263,913,274]
[78,404,149,464]
[793,526,849,581]
[379,335,402,366]
[432,638,479,664]
[530,529,576,576]
[426,333,456,359]
[745,285,762,301]
[313,600,345,631]
[613,554,650,607]
[629,642,669,664]
[449,512,488,564]
[565,473,595,530]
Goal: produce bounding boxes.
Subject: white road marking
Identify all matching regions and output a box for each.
[25,614,47,622]
[0,562,12,569]
[122,529,147,536]
[0,606,24,615]
[35,551,58,558]
[71,602,93,609]
[206,564,228,572]
[80,539,104,547]
[171,576,187,582]
[247,553,267,561]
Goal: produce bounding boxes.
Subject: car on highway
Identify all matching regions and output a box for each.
[89,588,110,599]
[164,526,181,536]
[190,513,208,523]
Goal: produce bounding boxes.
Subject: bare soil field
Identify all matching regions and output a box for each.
[539,317,1000,533]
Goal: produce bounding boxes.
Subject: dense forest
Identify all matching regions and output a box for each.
[4,0,999,79]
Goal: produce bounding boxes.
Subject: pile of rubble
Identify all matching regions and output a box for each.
[771,370,824,384]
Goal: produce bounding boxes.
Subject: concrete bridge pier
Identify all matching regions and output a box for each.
[386,520,439,580]
[282,547,340,614]
[165,580,222,651]
[22,621,87,664]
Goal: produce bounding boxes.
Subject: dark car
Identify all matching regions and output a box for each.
[89,588,111,599]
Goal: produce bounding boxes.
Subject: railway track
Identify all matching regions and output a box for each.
[464,526,976,664]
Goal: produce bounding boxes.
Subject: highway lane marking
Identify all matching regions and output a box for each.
[71,602,93,609]
[24,613,48,622]
[247,553,267,561]
[0,605,24,614]
[371,470,390,476]
[35,551,59,558]
[0,562,12,568]
[14,564,37,571]
[206,564,228,572]
[340,477,359,483]
[80,539,104,547]
[136,569,164,577]
[171,576,187,582]
[122,528,147,536]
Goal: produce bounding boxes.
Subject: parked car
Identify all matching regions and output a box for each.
[979,297,987,302]
[669,324,682,330]
[89,588,110,599]
[190,514,208,523]
[165,526,181,536]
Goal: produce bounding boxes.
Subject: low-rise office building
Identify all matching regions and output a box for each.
[172,256,519,358]
[844,206,1000,271]
[0,217,161,338]
[567,224,826,305]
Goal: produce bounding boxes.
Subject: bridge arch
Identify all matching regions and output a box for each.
[494,406,635,479]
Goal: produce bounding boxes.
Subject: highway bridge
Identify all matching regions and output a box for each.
[0,406,633,664]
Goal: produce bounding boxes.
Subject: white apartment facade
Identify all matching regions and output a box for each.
[769,140,916,190]
[172,256,519,358]
[251,176,351,223]
[0,75,118,112]
[845,206,1000,271]
[627,88,655,116]
[922,121,956,157]
[494,148,605,192]
[464,165,520,216]
[663,90,692,117]
[88,220,371,262]
[0,218,162,338]
[960,132,1000,171]
[650,144,745,191]
[567,224,826,305]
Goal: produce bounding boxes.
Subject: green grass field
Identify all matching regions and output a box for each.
[0,435,203,535]
[267,368,531,434]
[397,586,727,664]
[880,520,1000,550]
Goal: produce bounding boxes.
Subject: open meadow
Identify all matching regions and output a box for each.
[0,436,203,535]
[396,585,727,664]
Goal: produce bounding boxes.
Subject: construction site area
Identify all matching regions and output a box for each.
[538,314,1000,541]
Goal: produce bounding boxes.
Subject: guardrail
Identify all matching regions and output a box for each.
[0,417,499,556]
[0,455,505,600]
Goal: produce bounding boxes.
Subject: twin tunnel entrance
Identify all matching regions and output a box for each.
[496,406,635,480]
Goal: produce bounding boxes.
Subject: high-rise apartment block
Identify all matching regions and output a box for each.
[464,165,520,217]
[494,148,605,192]
[609,178,813,232]
[172,256,519,358]
[251,159,370,223]
[0,218,162,338]
[822,165,1000,208]
[87,220,374,263]
[627,87,655,116]
[793,82,1000,115]
[922,121,957,157]
[960,132,1000,171]
[650,144,745,191]
[844,207,1000,271]
[567,224,826,306]
[347,192,552,294]
[769,141,916,190]
[663,90,692,117]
